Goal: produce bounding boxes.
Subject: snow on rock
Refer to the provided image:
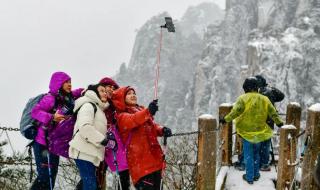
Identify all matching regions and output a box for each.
[309,103,320,112]
[282,125,297,129]
[199,114,214,120]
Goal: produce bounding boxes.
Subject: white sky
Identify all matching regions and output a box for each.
[0,0,225,153]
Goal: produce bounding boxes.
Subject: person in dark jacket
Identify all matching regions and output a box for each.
[255,75,284,171]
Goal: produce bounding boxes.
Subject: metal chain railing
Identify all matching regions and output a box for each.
[0,126,20,131]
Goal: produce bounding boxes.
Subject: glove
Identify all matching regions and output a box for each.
[277,122,284,128]
[148,99,159,116]
[101,132,118,150]
[163,127,172,137]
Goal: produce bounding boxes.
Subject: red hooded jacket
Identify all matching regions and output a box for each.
[112,87,164,184]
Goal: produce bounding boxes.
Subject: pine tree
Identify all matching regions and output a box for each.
[0,140,30,190]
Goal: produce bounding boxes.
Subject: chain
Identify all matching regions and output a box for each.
[0,126,20,131]
[166,162,197,167]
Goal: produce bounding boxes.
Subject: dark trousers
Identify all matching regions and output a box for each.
[260,138,271,167]
[30,141,60,190]
[243,139,261,182]
[135,170,162,190]
[118,169,131,190]
[75,168,131,190]
[75,159,97,190]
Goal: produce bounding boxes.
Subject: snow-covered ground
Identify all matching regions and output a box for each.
[222,166,277,190]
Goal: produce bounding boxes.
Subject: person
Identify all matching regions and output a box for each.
[99,77,130,190]
[69,84,111,190]
[112,86,172,190]
[30,71,83,190]
[255,75,284,171]
[233,75,285,171]
[222,77,283,184]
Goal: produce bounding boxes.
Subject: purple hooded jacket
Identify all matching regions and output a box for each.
[31,72,82,150]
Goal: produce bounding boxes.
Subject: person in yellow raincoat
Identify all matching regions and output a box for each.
[222,77,283,184]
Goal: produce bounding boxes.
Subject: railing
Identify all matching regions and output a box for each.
[1,102,320,190]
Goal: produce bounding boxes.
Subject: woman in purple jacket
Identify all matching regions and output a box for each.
[30,71,82,190]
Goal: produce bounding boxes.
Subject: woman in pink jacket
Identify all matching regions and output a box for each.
[99,77,130,190]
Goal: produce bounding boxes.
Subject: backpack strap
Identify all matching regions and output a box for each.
[72,102,98,139]
[88,102,98,115]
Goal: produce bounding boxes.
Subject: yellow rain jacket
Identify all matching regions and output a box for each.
[225,92,283,143]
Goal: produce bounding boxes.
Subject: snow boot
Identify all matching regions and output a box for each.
[242,174,253,185]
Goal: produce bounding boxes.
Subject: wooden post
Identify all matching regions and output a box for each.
[286,102,302,132]
[197,114,217,190]
[301,104,320,190]
[219,104,233,166]
[276,125,298,190]
[235,134,243,160]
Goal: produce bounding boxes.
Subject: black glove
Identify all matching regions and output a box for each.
[163,127,172,137]
[277,122,284,128]
[101,131,117,150]
[148,99,159,116]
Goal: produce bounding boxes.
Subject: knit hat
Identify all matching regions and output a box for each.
[255,75,267,88]
[99,77,119,89]
[243,77,259,93]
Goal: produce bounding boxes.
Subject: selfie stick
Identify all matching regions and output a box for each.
[154,17,175,100]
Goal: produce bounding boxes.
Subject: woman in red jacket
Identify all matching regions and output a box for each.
[112,86,172,190]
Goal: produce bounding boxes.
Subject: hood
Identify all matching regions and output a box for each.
[74,90,109,112]
[49,72,71,95]
[112,86,134,112]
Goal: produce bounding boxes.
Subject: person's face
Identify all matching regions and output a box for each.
[125,89,137,106]
[105,85,116,99]
[62,80,72,93]
[98,85,108,103]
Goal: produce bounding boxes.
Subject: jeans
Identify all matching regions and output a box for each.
[30,141,60,190]
[75,159,97,190]
[260,138,271,167]
[135,170,162,190]
[237,151,245,167]
[243,139,261,182]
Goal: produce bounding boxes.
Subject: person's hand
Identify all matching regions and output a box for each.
[148,99,159,116]
[101,132,117,150]
[53,111,65,122]
[277,122,284,128]
[163,127,172,137]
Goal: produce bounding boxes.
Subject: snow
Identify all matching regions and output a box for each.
[220,103,233,107]
[216,166,228,189]
[281,125,296,129]
[289,102,301,107]
[309,103,320,112]
[225,167,277,189]
[199,114,214,119]
[303,17,311,25]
